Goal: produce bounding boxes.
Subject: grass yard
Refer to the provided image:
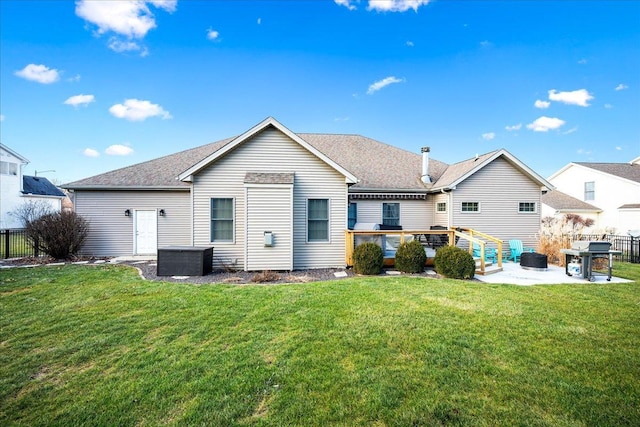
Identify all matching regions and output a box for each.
[1,264,639,426]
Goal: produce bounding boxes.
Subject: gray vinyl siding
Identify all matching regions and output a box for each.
[192,127,347,270]
[74,190,191,257]
[245,185,293,271]
[351,199,430,230]
[451,157,542,249]
[433,193,450,227]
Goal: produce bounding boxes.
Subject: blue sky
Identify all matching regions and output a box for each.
[1,0,639,185]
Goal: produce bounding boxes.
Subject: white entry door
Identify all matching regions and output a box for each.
[135,210,157,255]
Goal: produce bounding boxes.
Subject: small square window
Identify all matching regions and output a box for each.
[461,202,479,212]
[519,202,536,213]
[436,202,447,212]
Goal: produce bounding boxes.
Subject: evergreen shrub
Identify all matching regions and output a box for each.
[434,245,476,279]
[353,242,383,275]
[395,239,427,273]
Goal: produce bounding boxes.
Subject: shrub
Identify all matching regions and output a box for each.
[26,211,88,260]
[353,242,383,275]
[251,270,280,283]
[434,245,476,279]
[395,239,426,273]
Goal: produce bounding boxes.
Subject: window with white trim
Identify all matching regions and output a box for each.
[584,181,595,201]
[461,202,479,212]
[308,199,329,242]
[211,198,234,242]
[518,202,536,213]
[382,203,400,226]
[0,161,18,176]
[436,202,447,212]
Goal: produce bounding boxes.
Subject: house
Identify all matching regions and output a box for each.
[540,190,602,225]
[63,117,553,270]
[0,143,66,229]
[546,157,640,234]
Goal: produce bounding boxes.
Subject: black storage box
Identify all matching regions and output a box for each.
[157,246,213,276]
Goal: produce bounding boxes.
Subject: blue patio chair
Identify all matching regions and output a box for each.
[506,239,534,262]
[472,242,497,263]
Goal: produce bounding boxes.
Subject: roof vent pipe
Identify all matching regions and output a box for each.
[421,147,432,184]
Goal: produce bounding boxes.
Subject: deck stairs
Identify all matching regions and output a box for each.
[473,257,503,275]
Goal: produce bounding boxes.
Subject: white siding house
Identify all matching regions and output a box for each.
[1,144,65,229]
[547,157,640,234]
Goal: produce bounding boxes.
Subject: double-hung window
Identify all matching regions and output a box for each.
[382,203,400,226]
[308,199,329,242]
[0,161,17,176]
[211,198,234,242]
[584,181,595,201]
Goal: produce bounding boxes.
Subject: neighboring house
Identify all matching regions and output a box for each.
[541,190,602,224]
[547,156,640,234]
[63,117,553,270]
[0,144,66,229]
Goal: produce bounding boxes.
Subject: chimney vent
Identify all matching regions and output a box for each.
[421,147,431,184]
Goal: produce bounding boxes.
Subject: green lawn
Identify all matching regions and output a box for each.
[1,264,639,426]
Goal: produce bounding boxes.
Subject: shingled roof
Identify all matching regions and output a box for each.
[574,161,640,184]
[64,121,545,193]
[541,190,601,212]
[64,131,448,191]
[23,176,65,197]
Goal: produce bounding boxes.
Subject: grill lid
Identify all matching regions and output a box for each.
[571,241,611,252]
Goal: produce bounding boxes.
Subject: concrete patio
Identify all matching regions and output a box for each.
[475,261,633,286]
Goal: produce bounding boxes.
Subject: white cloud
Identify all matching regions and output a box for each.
[526,116,566,132]
[577,58,587,64]
[548,89,593,107]
[505,123,522,131]
[67,74,81,82]
[105,144,134,156]
[109,98,172,121]
[616,146,622,151]
[108,38,143,53]
[479,40,493,48]
[257,17,262,24]
[406,40,414,47]
[15,64,60,84]
[615,84,628,91]
[76,0,176,38]
[534,99,550,109]
[335,0,357,10]
[206,28,219,40]
[367,0,431,12]
[577,148,592,156]
[64,94,95,107]
[367,76,404,94]
[334,116,350,122]
[481,132,495,141]
[604,103,613,109]
[83,148,100,158]
[562,126,578,135]
[0,114,5,122]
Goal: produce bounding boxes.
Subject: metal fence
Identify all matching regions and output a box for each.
[1,229,38,259]
[571,233,640,264]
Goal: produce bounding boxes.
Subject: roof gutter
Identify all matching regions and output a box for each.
[61,185,191,191]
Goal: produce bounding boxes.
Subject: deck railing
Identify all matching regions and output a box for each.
[345,227,503,274]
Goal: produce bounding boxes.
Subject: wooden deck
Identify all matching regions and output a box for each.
[345,227,503,275]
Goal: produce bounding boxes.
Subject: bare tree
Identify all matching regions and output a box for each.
[8,199,54,228]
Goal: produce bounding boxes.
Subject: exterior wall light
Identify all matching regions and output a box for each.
[159,209,165,217]
[124,209,131,217]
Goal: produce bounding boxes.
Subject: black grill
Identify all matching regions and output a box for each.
[560,241,620,281]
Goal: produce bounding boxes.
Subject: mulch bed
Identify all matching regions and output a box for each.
[1,256,442,285]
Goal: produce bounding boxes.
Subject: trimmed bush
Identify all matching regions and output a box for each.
[395,239,427,273]
[434,245,476,279]
[353,242,383,275]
